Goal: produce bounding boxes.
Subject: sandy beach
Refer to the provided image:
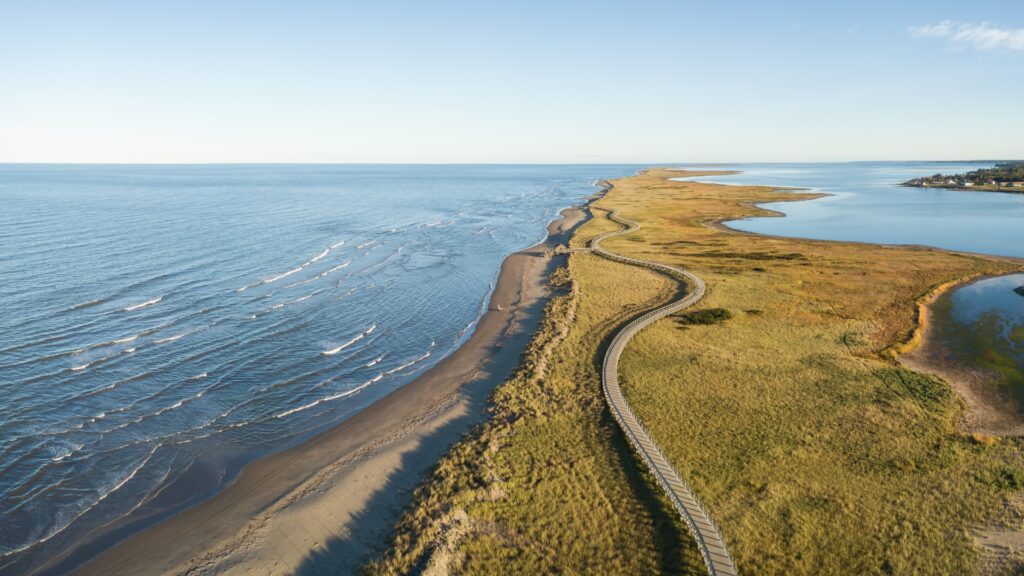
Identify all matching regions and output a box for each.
[41,204,593,575]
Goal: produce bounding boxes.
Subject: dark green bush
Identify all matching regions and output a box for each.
[675,308,733,326]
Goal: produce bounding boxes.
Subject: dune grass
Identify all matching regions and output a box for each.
[365,251,704,574]
[368,170,1024,575]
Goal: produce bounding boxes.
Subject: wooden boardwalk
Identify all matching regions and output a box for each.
[590,210,738,576]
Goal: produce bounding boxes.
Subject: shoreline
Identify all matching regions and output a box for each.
[677,172,1024,266]
[681,170,1024,432]
[900,274,1024,437]
[681,169,1024,438]
[37,197,600,575]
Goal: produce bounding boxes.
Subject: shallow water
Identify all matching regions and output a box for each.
[680,162,1024,258]
[0,164,641,571]
[931,274,1024,398]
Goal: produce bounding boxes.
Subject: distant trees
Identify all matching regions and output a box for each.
[904,161,1024,190]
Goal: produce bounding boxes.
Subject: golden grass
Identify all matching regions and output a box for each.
[365,254,704,574]
[369,169,1024,575]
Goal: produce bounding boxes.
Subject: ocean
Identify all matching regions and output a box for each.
[0,164,641,572]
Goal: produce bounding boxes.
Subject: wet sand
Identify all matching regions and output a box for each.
[900,275,1024,437]
[57,205,593,575]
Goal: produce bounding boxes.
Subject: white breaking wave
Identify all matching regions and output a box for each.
[123,296,162,312]
[323,260,351,275]
[321,324,375,356]
[189,372,208,381]
[364,353,385,367]
[263,266,303,284]
[383,349,432,375]
[274,373,383,419]
[153,333,186,344]
[113,334,139,344]
[246,245,344,290]
[307,248,330,264]
[50,443,83,463]
[0,443,161,559]
[70,348,127,372]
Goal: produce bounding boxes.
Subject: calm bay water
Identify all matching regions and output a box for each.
[682,162,1024,258]
[931,273,1024,398]
[0,164,640,572]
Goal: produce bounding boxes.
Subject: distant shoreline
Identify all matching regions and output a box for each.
[901,182,1024,195]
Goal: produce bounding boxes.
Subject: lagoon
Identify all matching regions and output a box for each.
[680,162,1024,259]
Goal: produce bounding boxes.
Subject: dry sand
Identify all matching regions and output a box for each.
[60,206,591,576]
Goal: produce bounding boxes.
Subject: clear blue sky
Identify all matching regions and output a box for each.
[1,0,1021,163]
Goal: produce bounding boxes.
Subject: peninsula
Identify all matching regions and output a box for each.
[369,169,1024,575]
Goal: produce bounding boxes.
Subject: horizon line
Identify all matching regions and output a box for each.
[0,159,1018,167]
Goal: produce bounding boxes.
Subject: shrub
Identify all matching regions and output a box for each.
[674,308,733,326]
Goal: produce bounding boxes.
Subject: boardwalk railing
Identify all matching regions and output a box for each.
[590,210,738,576]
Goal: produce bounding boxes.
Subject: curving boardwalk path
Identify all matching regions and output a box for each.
[590,210,738,576]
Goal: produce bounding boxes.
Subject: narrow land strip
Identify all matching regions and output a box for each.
[591,209,737,576]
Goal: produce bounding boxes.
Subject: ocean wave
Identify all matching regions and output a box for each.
[322,260,351,276]
[321,324,375,356]
[67,298,104,312]
[273,373,383,419]
[263,266,304,284]
[0,443,162,560]
[189,372,208,380]
[151,391,204,418]
[153,332,187,344]
[123,296,162,312]
[49,442,83,463]
[330,240,346,249]
[307,248,330,264]
[69,347,130,372]
[242,245,344,292]
[383,348,432,376]
[364,353,385,367]
[4,329,146,371]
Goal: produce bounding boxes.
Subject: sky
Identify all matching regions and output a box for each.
[1,0,1022,163]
